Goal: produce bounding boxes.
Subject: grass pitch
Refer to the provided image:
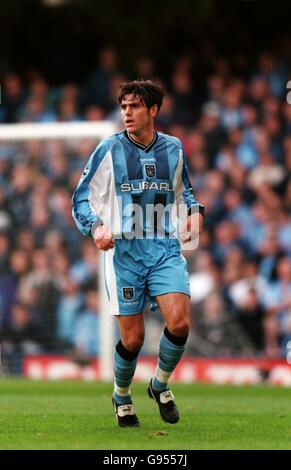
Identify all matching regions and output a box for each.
[0,379,291,450]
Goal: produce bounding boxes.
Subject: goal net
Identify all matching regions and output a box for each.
[0,121,117,379]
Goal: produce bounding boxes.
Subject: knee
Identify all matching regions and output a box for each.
[167,310,190,337]
[122,331,144,353]
[169,322,190,337]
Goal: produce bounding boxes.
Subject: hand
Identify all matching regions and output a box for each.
[180,212,204,244]
[93,225,115,251]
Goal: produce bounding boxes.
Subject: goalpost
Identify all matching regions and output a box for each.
[0,121,118,381]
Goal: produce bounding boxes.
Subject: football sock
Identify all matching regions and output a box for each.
[113,340,140,405]
[152,327,188,392]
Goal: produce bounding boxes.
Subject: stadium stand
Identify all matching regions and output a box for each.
[1,37,291,374]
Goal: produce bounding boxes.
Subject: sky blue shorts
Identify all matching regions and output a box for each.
[104,238,190,315]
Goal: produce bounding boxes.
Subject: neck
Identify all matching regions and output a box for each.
[129,127,155,147]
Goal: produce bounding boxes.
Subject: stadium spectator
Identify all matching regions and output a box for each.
[0,302,44,374]
[74,288,100,357]
[235,287,266,355]
[263,257,291,357]
[81,46,122,112]
[56,276,83,352]
[0,73,25,123]
[188,290,254,357]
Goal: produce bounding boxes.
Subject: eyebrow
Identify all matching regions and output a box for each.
[120,101,142,107]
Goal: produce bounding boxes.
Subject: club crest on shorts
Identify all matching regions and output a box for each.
[122,287,135,300]
[145,164,156,177]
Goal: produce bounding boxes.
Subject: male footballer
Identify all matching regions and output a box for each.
[72,80,204,427]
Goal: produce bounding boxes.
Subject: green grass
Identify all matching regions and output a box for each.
[0,379,291,449]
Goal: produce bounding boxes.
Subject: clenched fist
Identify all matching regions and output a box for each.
[93,225,115,251]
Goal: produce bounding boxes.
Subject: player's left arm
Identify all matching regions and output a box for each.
[177,145,205,243]
[182,211,204,243]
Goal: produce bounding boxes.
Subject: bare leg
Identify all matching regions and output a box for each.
[116,313,145,352]
[156,292,191,336]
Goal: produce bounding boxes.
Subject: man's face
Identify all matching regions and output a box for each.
[120,94,156,135]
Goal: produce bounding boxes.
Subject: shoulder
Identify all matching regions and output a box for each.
[95,132,124,153]
[157,132,183,150]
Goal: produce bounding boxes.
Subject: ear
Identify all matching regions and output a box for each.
[149,104,158,119]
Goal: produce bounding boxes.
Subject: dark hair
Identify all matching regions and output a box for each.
[118,79,165,112]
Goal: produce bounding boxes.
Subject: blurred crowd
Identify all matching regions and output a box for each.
[1,45,291,372]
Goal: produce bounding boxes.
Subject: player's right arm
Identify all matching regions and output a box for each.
[72,139,114,250]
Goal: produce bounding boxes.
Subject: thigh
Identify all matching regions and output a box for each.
[155,292,190,324]
[147,251,190,299]
[116,313,145,347]
[116,313,145,334]
[104,245,146,315]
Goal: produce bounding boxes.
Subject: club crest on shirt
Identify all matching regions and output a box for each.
[122,287,135,300]
[144,164,156,177]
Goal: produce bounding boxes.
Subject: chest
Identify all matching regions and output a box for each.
[112,141,181,186]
